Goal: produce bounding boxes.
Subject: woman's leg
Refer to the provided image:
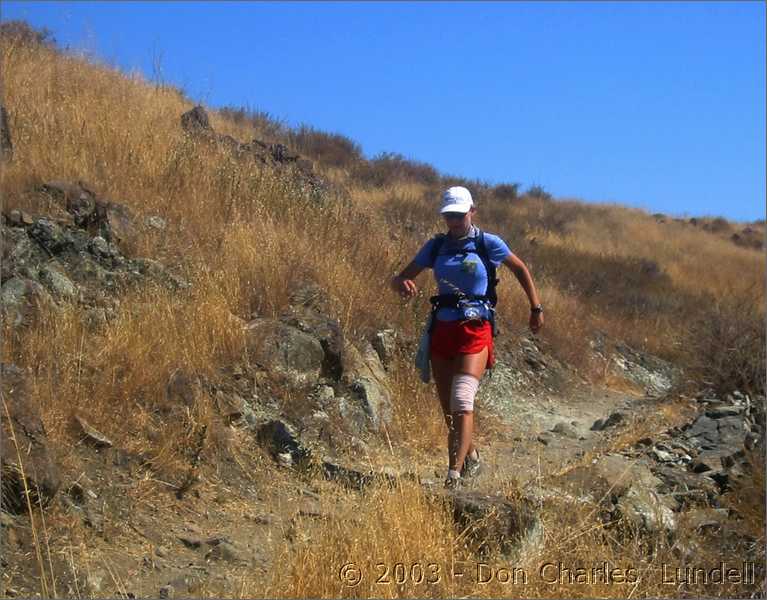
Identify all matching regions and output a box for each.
[450,347,488,473]
[431,354,456,465]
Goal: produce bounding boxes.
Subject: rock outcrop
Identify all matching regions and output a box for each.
[180,106,331,203]
[1,182,187,329]
[539,389,765,542]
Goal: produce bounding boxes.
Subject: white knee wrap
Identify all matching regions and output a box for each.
[450,374,479,413]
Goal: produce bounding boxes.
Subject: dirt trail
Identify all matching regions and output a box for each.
[419,382,655,492]
[0,349,703,599]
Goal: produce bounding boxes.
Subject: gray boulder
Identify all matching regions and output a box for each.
[350,377,391,431]
[448,490,543,558]
[551,422,579,438]
[281,312,344,381]
[343,341,392,431]
[1,226,48,282]
[245,319,325,387]
[28,218,70,255]
[38,264,78,302]
[283,282,345,379]
[591,411,625,431]
[38,182,138,246]
[256,419,311,466]
[372,329,397,369]
[1,277,57,327]
[615,485,677,535]
[180,105,212,134]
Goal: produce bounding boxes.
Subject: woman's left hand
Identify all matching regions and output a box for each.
[529,311,544,334]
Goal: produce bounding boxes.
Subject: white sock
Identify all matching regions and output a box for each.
[468,449,479,461]
[447,469,461,479]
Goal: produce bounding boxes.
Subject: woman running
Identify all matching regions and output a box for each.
[390,186,544,488]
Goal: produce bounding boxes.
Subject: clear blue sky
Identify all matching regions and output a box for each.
[2,1,765,222]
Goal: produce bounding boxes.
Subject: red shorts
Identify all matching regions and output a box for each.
[430,319,495,368]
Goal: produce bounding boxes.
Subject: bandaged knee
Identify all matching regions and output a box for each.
[450,374,479,413]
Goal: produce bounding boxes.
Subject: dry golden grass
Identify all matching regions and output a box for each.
[261,480,459,599]
[239,472,761,599]
[0,272,247,479]
[3,32,764,390]
[721,450,766,542]
[1,31,764,599]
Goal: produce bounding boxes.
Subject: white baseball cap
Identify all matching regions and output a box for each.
[439,186,474,214]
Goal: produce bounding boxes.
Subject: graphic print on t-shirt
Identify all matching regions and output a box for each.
[460,258,478,275]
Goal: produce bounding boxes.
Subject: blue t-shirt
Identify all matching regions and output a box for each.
[413,226,512,321]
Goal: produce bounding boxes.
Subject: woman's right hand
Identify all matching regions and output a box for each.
[391,262,425,301]
[392,276,418,300]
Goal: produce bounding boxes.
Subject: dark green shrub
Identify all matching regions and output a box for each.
[218,106,289,142]
[353,152,440,187]
[703,217,732,234]
[0,20,55,47]
[492,183,520,201]
[526,184,552,200]
[288,125,363,169]
[684,285,765,396]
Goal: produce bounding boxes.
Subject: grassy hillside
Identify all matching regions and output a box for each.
[2,22,762,387]
[0,23,764,598]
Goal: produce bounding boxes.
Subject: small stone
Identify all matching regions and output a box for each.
[372,329,397,369]
[249,513,275,525]
[314,385,335,405]
[551,422,578,438]
[145,216,167,231]
[6,210,33,227]
[159,584,174,599]
[311,410,329,422]
[89,236,111,257]
[652,448,674,462]
[705,470,730,489]
[178,535,203,549]
[705,406,743,419]
[85,569,106,594]
[205,541,244,564]
[74,415,113,447]
[691,456,721,473]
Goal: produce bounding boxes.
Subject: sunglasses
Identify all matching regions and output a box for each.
[442,212,468,220]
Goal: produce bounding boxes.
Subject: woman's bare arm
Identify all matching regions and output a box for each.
[391,261,425,299]
[502,253,543,332]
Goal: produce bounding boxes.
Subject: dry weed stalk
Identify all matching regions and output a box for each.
[1,396,53,597]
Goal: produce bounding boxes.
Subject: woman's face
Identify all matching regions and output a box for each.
[443,208,474,236]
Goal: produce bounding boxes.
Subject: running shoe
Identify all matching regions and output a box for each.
[444,474,462,490]
[462,449,482,479]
